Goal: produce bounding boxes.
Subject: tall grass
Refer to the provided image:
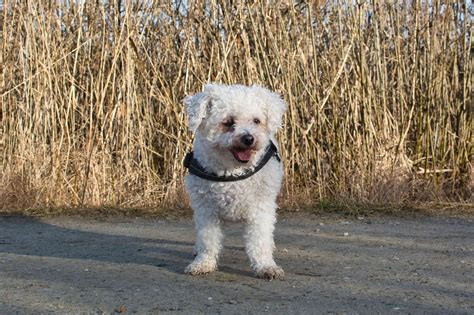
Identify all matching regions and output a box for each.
[1,1,472,212]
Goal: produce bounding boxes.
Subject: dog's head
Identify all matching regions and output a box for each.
[184,83,287,165]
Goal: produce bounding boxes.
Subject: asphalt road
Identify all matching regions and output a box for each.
[0,213,473,314]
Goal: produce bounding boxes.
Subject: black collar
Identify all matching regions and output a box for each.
[183,141,281,182]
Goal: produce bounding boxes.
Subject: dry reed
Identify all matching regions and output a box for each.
[1,1,472,213]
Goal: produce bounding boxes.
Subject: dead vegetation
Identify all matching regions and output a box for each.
[1,1,472,214]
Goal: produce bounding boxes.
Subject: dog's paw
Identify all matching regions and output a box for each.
[254,265,284,280]
[184,260,217,275]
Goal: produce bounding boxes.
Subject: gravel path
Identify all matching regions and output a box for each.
[0,213,473,314]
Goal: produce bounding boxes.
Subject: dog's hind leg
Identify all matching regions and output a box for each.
[185,210,222,275]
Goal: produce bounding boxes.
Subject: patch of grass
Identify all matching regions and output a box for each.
[0,205,191,219]
[1,1,472,213]
[280,199,474,218]
[1,200,471,218]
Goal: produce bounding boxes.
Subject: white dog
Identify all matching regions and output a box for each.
[183,83,287,279]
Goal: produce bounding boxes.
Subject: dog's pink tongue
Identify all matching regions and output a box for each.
[233,149,252,162]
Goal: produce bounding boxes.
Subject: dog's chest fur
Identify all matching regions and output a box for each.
[185,159,283,221]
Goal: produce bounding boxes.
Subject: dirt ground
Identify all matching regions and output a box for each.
[0,213,473,314]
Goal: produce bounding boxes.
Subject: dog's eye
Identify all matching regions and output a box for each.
[253,118,261,125]
[223,118,235,128]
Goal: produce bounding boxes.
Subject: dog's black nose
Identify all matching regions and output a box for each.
[241,134,255,146]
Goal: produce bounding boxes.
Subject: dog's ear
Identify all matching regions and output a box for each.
[252,85,287,133]
[183,91,211,132]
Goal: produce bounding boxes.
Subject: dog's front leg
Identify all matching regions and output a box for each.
[244,210,284,279]
[184,211,222,275]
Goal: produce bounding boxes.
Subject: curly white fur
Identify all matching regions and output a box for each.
[183,83,287,279]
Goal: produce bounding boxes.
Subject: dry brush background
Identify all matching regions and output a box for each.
[1,1,472,213]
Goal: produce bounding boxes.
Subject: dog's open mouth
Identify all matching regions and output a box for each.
[230,148,254,163]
